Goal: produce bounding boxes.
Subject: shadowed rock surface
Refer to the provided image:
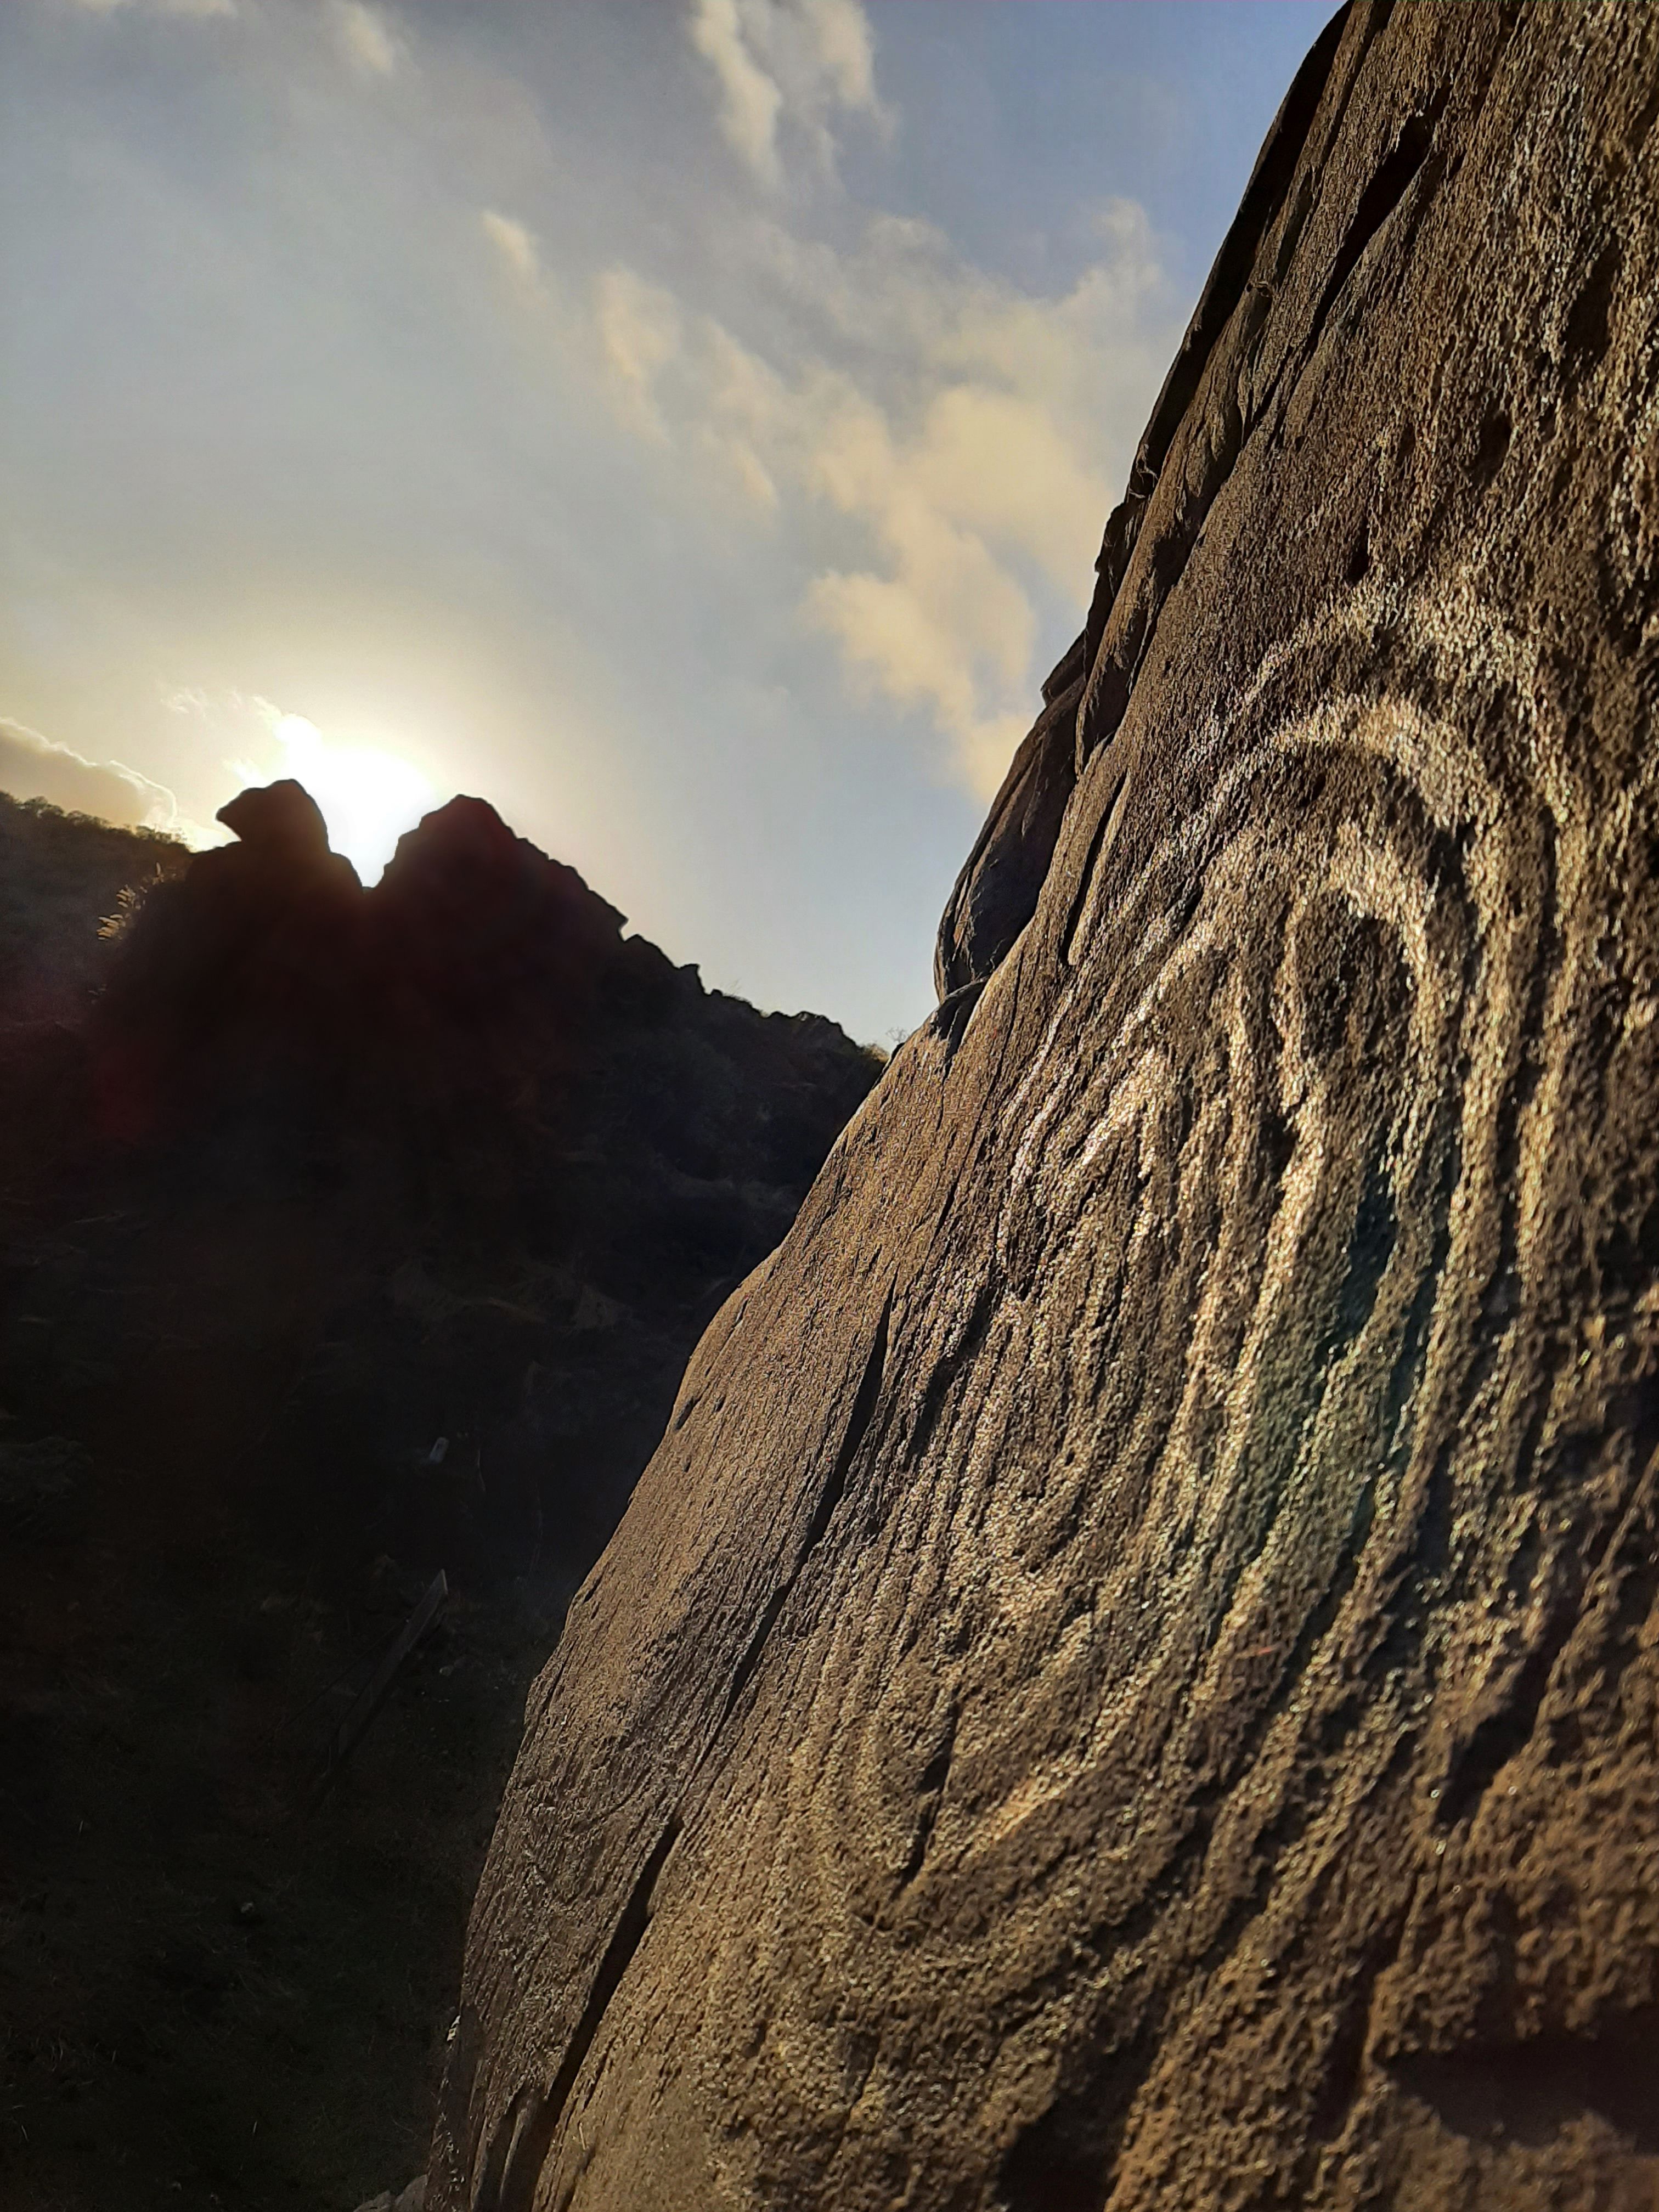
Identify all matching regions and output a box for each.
[433,8,1659,2208]
[3,783,881,1582]
[0,788,878,2210]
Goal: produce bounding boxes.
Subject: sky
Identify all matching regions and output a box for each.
[0,0,1333,1044]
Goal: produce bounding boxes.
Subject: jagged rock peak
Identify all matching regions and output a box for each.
[214,777,336,865]
[376,795,625,940]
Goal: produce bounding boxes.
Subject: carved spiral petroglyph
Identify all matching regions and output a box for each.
[509,568,1659,2212]
[639,574,1619,2196]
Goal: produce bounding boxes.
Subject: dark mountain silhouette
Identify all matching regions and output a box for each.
[0,781,880,2209]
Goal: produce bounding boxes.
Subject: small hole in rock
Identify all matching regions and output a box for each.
[1474,405,1511,489]
[1564,239,1622,388]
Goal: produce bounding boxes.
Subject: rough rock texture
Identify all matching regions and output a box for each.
[934,629,1088,1000]
[434,7,1659,2208]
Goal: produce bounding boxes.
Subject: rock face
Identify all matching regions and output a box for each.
[433,9,1659,2209]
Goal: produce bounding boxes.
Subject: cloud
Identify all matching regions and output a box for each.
[804,567,1030,798]
[67,0,238,15]
[585,198,1173,793]
[687,0,888,185]
[482,208,541,289]
[0,715,188,832]
[689,0,784,183]
[802,0,877,110]
[595,267,684,442]
[334,1,402,77]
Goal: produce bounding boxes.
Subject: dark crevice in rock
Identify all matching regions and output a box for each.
[1630,69,1659,157]
[1457,808,1559,1396]
[1322,1143,1398,1368]
[906,1277,1000,1467]
[476,2085,534,2212]
[1473,402,1513,490]
[935,658,1090,1000]
[1432,1599,1576,1832]
[712,1288,893,1746]
[930,979,989,1063]
[1305,1906,1411,2149]
[1059,788,1120,972]
[1043,629,1091,706]
[898,1703,958,1889]
[1306,93,1448,353]
[1382,1137,1458,1469]
[1390,2008,1659,2154]
[487,1813,684,2212]
[997,2035,1154,2212]
[1564,237,1623,393]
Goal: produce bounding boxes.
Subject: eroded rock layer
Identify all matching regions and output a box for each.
[434,7,1659,2207]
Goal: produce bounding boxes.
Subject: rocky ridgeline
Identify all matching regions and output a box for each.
[0,781,878,2211]
[1,778,879,1584]
[433,8,1659,2210]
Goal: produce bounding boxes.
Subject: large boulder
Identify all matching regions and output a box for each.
[431,7,1659,2208]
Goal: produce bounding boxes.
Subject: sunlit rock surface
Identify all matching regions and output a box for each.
[433,7,1659,2206]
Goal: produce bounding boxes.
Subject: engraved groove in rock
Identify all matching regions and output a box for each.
[643,585,1573,2199]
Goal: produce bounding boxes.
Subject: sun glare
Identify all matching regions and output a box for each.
[269,713,435,883]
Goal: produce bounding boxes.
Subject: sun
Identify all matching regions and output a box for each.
[267,713,435,883]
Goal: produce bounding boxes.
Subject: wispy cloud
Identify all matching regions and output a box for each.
[687,0,889,186]
[596,267,684,443]
[333,1,402,77]
[690,0,784,183]
[0,714,188,833]
[482,208,542,290]
[588,199,1172,792]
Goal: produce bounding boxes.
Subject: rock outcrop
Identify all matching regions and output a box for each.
[2,785,882,1582]
[432,7,1659,2208]
[0,785,880,2209]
